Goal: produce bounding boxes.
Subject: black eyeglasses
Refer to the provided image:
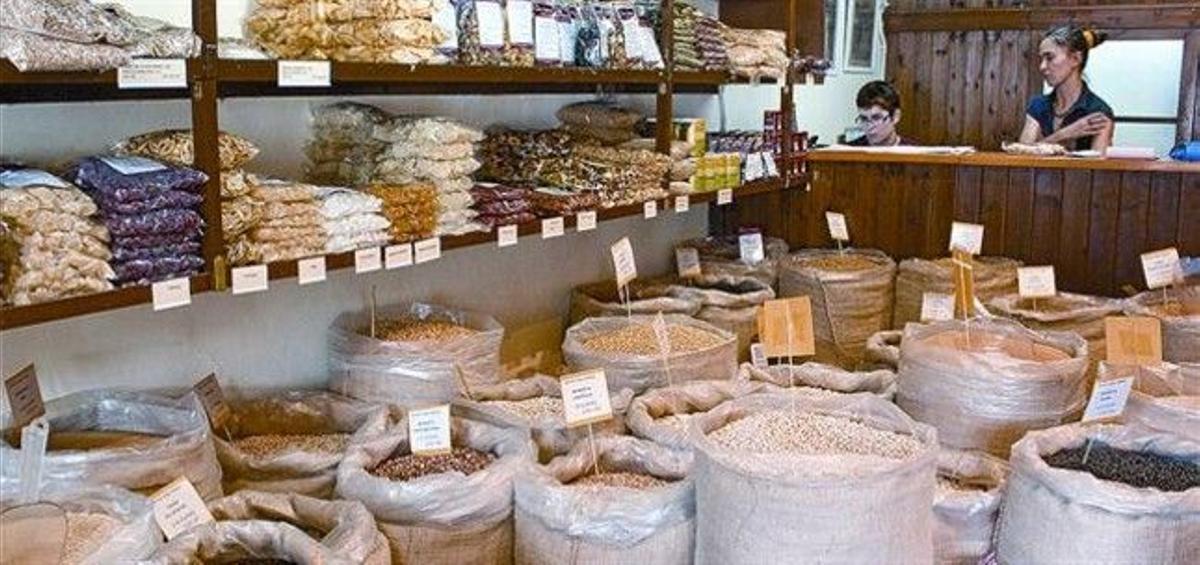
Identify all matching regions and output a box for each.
[855,113,892,125]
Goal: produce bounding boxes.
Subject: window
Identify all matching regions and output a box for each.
[824,0,883,74]
[845,0,878,71]
[825,0,840,69]
[1076,39,1182,155]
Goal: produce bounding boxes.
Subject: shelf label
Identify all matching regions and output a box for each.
[643,200,658,219]
[231,265,268,295]
[674,195,690,213]
[542,217,564,239]
[739,233,764,264]
[385,244,414,270]
[1082,371,1134,423]
[561,369,613,427]
[193,373,230,431]
[149,477,214,541]
[4,364,44,430]
[277,60,332,87]
[576,211,597,232]
[1105,316,1162,366]
[298,256,327,284]
[477,0,505,48]
[415,238,442,264]
[826,211,850,242]
[758,297,816,358]
[717,189,734,206]
[1018,266,1057,298]
[920,292,955,323]
[676,247,701,278]
[408,405,452,456]
[949,221,984,255]
[750,343,768,368]
[610,237,638,288]
[533,5,561,63]
[1140,247,1182,290]
[354,247,383,273]
[117,59,187,89]
[152,277,191,311]
[498,224,519,248]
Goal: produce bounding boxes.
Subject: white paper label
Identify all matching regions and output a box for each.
[949,221,985,255]
[739,233,765,264]
[558,10,577,64]
[920,292,955,322]
[560,369,614,427]
[619,13,642,61]
[149,477,215,540]
[1082,377,1134,422]
[542,217,564,239]
[231,265,268,295]
[507,0,534,45]
[298,256,326,285]
[415,238,442,264]
[750,343,768,368]
[152,277,191,311]
[385,244,414,270]
[1018,266,1057,298]
[676,247,701,278]
[763,153,779,177]
[498,224,519,248]
[717,189,734,206]
[534,14,561,61]
[354,247,382,274]
[674,196,690,213]
[611,237,637,288]
[277,60,332,87]
[638,23,663,67]
[0,169,67,188]
[100,156,167,175]
[643,200,658,219]
[1140,247,1182,290]
[477,1,506,47]
[576,211,597,232]
[434,2,460,51]
[408,405,452,455]
[117,59,187,89]
[826,212,850,241]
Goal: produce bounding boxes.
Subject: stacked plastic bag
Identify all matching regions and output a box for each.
[557,101,642,146]
[722,26,787,81]
[245,0,449,64]
[228,178,326,265]
[317,187,390,253]
[471,183,534,228]
[364,182,439,242]
[0,167,114,305]
[671,2,727,72]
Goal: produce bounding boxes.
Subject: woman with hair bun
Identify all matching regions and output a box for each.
[1018,26,1115,151]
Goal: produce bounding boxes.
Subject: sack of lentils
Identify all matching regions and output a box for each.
[865,329,904,370]
[1125,286,1200,363]
[779,248,897,368]
[568,276,700,325]
[562,314,738,394]
[893,256,1020,329]
[995,423,1200,564]
[897,318,1089,457]
[335,416,534,565]
[741,361,898,399]
[668,273,776,361]
[933,449,1009,565]
[0,483,161,563]
[988,291,1125,367]
[213,390,391,498]
[1116,361,1200,443]
[205,490,389,565]
[514,435,695,565]
[676,235,790,289]
[453,374,635,463]
[691,393,938,564]
[144,520,355,564]
[624,378,771,451]
[328,302,505,407]
[0,389,223,500]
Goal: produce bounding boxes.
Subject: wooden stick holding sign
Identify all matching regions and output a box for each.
[951,250,976,347]
[826,211,849,256]
[369,285,378,339]
[560,369,614,476]
[1018,266,1057,313]
[757,297,816,410]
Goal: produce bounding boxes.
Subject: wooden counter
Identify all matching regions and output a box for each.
[729,151,1200,296]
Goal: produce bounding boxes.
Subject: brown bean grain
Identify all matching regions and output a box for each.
[370,447,494,481]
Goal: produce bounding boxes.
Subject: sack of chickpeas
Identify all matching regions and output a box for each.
[562,314,738,394]
[335,416,534,565]
[213,390,391,498]
[569,277,700,325]
[988,291,1125,366]
[328,302,505,407]
[0,483,161,564]
[1114,361,1200,443]
[625,378,770,451]
[514,435,695,565]
[1125,286,1200,363]
[0,389,223,500]
[741,362,898,399]
[668,273,776,361]
[933,449,1009,565]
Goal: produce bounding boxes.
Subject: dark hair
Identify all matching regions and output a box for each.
[856,80,901,115]
[1043,26,1108,69]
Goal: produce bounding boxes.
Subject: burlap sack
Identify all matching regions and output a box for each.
[894,256,1020,329]
[741,361,897,399]
[328,302,505,406]
[214,390,390,497]
[692,393,938,565]
[865,329,904,369]
[933,449,1009,565]
[988,291,1125,365]
[0,482,161,563]
[1117,361,1200,442]
[513,436,694,565]
[0,390,223,500]
[677,235,790,288]
[897,319,1090,457]
[562,315,739,394]
[995,423,1200,564]
[668,274,775,361]
[779,248,897,368]
[1125,287,1200,363]
[453,374,635,462]
[569,276,699,325]
[335,416,534,565]
[145,520,355,564]
[625,378,771,450]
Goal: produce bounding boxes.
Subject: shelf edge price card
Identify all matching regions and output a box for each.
[577,211,597,232]
[826,211,850,242]
[1105,317,1162,366]
[193,373,231,431]
[1140,247,1182,290]
[542,217,564,239]
[385,244,414,270]
[414,238,441,264]
[150,477,215,540]
[231,265,268,295]
[298,256,327,285]
[277,60,332,87]
[152,277,191,311]
[408,405,452,456]
[674,196,690,213]
[717,189,733,206]
[5,364,44,429]
[739,233,764,264]
[498,225,519,248]
[560,369,614,427]
[948,221,984,255]
[355,247,383,274]
[643,200,658,219]
[676,247,701,278]
[610,237,638,288]
[920,292,955,323]
[1017,266,1057,299]
[118,59,187,89]
[1082,366,1135,423]
[757,296,816,358]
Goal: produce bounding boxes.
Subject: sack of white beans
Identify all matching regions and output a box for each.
[0,482,161,563]
[1125,287,1200,363]
[893,256,1020,330]
[933,448,1009,565]
[668,273,776,361]
[1117,361,1200,442]
[569,277,700,325]
[144,520,355,564]
[213,390,391,498]
[0,389,223,500]
[742,361,898,399]
[988,291,1125,366]
[625,378,771,451]
[692,393,938,564]
[453,374,635,462]
[514,435,695,565]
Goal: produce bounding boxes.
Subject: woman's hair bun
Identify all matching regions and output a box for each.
[1077,27,1108,50]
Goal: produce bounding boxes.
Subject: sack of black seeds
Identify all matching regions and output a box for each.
[996,423,1200,564]
[933,448,1009,565]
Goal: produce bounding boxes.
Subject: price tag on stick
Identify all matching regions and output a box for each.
[1018,266,1057,299]
[739,233,764,264]
[193,374,231,436]
[1140,247,1182,290]
[4,364,44,430]
[1105,317,1162,366]
[610,237,638,289]
[1082,364,1135,423]
[676,247,701,278]
[149,477,215,540]
[920,292,955,323]
[949,222,984,255]
[757,297,816,358]
[561,369,614,427]
[408,405,452,456]
[826,211,850,243]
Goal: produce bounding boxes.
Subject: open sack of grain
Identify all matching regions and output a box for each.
[0,389,222,499]
[1126,286,1200,363]
[676,235,790,288]
[897,318,1090,457]
[624,378,772,451]
[568,276,699,325]
[514,435,695,565]
[335,416,534,565]
[988,291,1125,366]
[0,482,161,564]
[894,256,1020,329]
[995,423,1200,564]
[143,520,355,564]
[865,329,904,369]
[933,449,1009,565]
[453,374,635,462]
[1115,361,1200,442]
[741,361,898,399]
[668,273,776,361]
[692,393,938,564]
[213,390,391,497]
[328,302,505,406]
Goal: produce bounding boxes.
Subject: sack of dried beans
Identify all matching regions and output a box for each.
[113,129,259,171]
[0,482,161,563]
[933,448,1009,565]
[144,520,356,564]
[568,276,700,325]
[988,291,1125,367]
[864,329,904,369]
[676,235,790,289]
[894,256,1020,329]
[741,361,897,399]
[669,274,775,361]
[1125,286,1200,363]
[1115,361,1200,443]
[624,378,770,451]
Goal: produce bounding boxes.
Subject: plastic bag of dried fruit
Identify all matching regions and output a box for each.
[0,389,223,500]
[453,374,635,462]
[144,520,356,565]
[212,390,391,498]
[1115,361,1200,442]
[0,482,161,564]
[625,378,771,451]
[1125,286,1200,363]
[335,416,534,565]
[933,448,1009,565]
[561,314,739,394]
[742,361,898,399]
[568,276,700,325]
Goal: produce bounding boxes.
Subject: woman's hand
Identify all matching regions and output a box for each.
[1046,112,1111,143]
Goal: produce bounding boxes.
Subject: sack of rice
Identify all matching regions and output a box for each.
[669,274,776,361]
[897,318,1090,457]
[1116,361,1200,442]
[742,361,897,399]
[569,276,699,325]
[995,423,1200,564]
[0,389,222,499]
[562,315,738,394]
[514,435,694,565]
[213,390,390,497]
[453,374,635,462]
[328,302,505,406]
[692,393,938,564]
[865,329,904,369]
[335,416,534,565]
[676,235,790,288]
[779,248,897,368]
[625,378,771,450]
[894,256,1020,329]
[933,449,1009,565]
[1125,287,1200,363]
[988,291,1125,365]
[145,520,355,564]
[0,483,161,564]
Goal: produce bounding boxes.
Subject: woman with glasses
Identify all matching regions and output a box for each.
[1018,26,1114,152]
[847,81,916,147]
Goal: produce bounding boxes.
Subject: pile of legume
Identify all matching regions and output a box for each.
[568,472,671,490]
[582,323,724,355]
[1043,442,1200,492]
[370,447,495,482]
[482,397,563,421]
[708,410,923,461]
[371,318,477,342]
[232,433,349,458]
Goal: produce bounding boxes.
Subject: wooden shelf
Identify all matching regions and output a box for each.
[1,275,212,331]
[0,59,201,103]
